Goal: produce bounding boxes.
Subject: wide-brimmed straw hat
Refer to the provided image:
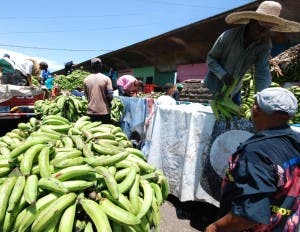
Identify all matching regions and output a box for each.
[225,1,300,32]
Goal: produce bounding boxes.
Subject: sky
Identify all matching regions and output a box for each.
[0,0,254,72]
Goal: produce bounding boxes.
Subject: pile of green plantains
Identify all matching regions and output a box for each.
[110,98,125,124]
[210,78,241,121]
[34,95,125,124]
[286,86,300,124]
[240,72,300,124]
[54,70,91,91]
[240,72,280,119]
[34,95,88,122]
[0,115,169,232]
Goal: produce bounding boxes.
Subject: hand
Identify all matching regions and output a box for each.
[222,74,234,86]
[204,223,217,232]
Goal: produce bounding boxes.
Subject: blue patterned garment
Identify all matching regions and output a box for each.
[220,125,300,231]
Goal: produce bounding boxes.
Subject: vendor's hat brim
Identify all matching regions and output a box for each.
[226,11,300,33]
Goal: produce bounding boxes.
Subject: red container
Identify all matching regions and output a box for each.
[143,84,158,93]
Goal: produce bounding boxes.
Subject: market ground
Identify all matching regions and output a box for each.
[160,195,218,232]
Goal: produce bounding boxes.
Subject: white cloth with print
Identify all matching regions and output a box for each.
[147,103,217,205]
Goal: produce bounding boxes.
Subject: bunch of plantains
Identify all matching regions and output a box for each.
[240,73,256,119]
[240,72,281,120]
[110,98,125,125]
[210,78,241,121]
[0,115,169,232]
[287,86,300,124]
[34,95,88,122]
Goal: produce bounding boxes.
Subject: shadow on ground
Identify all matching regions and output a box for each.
[167,195,219,231]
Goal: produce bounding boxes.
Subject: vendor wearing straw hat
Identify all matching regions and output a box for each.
[203,1,300,105]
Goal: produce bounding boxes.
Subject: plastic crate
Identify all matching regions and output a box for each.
[143,84,158,93]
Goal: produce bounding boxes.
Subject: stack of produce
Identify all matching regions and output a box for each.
[110,98,125,124]
[180,79,213,103]
[34,95,88,122]
[240,73,255,119]
[269,43,300,85]
[54,70,91,91]
[0,115,169,231]
[210,78,241,121]
[240,72,281,120]
[286,86,300,124]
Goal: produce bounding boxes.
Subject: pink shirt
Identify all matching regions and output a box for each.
[84,73,113,115]
[117,75,138,92]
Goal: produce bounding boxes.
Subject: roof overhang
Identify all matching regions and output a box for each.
[55,0,299,74]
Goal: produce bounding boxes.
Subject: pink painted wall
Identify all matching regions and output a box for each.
[177,63,208,82]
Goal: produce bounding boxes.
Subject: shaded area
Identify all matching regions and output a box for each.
[0,118,30,136]
[166,194,219,231]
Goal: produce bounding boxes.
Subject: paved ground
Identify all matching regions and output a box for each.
[159,195,218,232]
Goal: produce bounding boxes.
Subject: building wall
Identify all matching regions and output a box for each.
[177,63,208,82]
[154,70,175,87]
[133,66,155,83]
[118,66,175,88]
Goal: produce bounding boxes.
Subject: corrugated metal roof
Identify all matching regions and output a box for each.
[55,0,299,74]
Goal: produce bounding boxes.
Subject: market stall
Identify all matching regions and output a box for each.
[146,103,217,204]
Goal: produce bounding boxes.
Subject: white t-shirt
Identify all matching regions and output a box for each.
[15,60,33,76]
[156,95,176,105]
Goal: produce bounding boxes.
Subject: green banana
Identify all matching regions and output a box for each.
[38,177,69,194]
[158,174,170,201]
[137,179,153,219]
[20,143,45,175]
[84,221,94,232]
[118,167,136,193]
[2,195,26,232]
[62,180,94,192]
[31,193,77,232]
[85,151,128,167]
[151,194,161,228]
[53,157,84,168]
[151,182,163,206]
[80,198,112,232]
[99,197,140,226]
[24,174,38,204]
[58,203,76,232]
[95,166,119,200]
[101,190,135,214]
[61,136,74,148]
[0,177,17,224]
[7,175,26,212]
[74,116,91,129]
[38,146,52,178]
[9,137,50,161]
[52,164,94,181]
[129,174,141,215]
[16,193,59,231]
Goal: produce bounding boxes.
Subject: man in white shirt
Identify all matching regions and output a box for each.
[156,83,176,105]
[13,59,39,86]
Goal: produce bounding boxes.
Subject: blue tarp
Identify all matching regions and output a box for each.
[117,96,148,139]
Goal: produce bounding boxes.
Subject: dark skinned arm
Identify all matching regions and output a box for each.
[205,212,257,232]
